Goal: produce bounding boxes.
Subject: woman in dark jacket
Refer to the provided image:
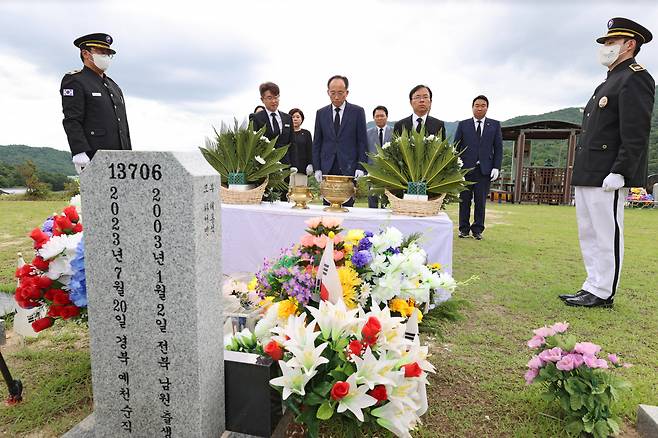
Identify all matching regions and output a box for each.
[288,108,313,174]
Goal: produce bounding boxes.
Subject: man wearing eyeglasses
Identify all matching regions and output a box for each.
[312,75,368,207]
[393,85,446,139]
[252,82,294,164]
[60,33,131,174]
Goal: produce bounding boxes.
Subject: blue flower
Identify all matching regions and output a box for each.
[68,238,87,307]
[351,250,372,269]
[357,237,372,251]
[41,217,54,237]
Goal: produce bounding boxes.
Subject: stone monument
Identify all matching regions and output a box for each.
[65,151,224,438]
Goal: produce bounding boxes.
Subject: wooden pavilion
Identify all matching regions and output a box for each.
[500,120,581,205]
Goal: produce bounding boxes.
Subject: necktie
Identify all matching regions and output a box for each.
[271,113,280,137]
[476,120,482,139]
[416,117,423,133]
[334,108,341,134]
[379,128,384,146]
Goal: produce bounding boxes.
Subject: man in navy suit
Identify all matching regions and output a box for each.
[312,75,368,207]
[454,95,503,240]
[366,105,393,208]
[252,82,294,163]
[393,84,446,140]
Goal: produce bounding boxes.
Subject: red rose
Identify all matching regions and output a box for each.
[47,305,62,318]
[330,381,350,400]
[44,288,63,301]
[53,290,72,305]
[72,222,83,233]
[31,256,50,271]
[55,215,74,234]
[24,284,42,300]
[32,317,54,332]
[264,340,284,361]
[63,206,79,223]
[403,362,422,378]
[30,228,50,248]
[61,305,80,319]
[348,339,364,357]
[361,316,382,345]
[368,385,388,402]
[36,276,53,289]
[52,228,62,237]
[15,264,33,278]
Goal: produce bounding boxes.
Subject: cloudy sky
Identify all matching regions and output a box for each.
[1,0,657,153]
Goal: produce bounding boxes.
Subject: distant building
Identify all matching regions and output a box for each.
[0,187,28,195]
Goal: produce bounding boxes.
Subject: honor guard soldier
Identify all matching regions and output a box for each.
[60,33,132,174]
[560,18,655,308]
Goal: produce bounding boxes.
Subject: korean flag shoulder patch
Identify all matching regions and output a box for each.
[63,89,74,97]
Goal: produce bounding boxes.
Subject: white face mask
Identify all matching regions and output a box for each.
[598,44,623,67]
[91,53,112,72]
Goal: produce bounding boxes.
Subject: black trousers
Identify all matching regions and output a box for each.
[322,159,355,207]
[459,167,490,234]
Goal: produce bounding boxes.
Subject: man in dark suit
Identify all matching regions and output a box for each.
[454,95,503,240]
[252,82,294,164]
[60,33,131,174]
[393,85,446,140]
[312,75,368,207]
[559,18,654,308]
[366,106,393,208]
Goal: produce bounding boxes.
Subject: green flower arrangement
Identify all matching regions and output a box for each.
[200,119,290,194]
[362,128,470,203]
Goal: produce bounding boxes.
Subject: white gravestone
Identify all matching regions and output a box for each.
[65,151,224,438]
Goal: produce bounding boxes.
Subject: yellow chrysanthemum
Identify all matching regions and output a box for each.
[337,266,361,309]
[389,298,410,315]
[277,298,298,319]
[429,262,442,270]
[247,277,258,291]
[343,242,354,255]
[345,229,365,245]
[258,296,274,308]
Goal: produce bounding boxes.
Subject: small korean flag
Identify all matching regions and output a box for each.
[63,89,74,96]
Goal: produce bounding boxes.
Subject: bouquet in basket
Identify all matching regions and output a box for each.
[14,196,87,332]
[363,128,469,203]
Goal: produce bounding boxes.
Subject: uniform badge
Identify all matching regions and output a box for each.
[106,35,112,43]
[598,96,608,108]
[608,19,614,28]
[63,89,74,96]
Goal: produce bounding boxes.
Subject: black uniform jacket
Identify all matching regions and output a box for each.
[572,58,655,187]
[60,66,132,158]
[393,115,446,140]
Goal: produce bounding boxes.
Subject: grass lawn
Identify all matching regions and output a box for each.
[0,199,656,437]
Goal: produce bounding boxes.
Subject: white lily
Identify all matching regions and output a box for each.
[386,371,423,410]
[254,302,281,343]
[335,373,378,422]
[307,299,359,341]
[255,155,266,165]
[371,399,419,438]
[272,313,319,350]
[286,341,329,376]
[269,360,315,400]
[353,347,396,389]
[361,306,408,351]
[400,339,436,374]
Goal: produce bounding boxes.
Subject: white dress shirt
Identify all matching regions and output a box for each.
[413,113,428,131]
[473,116,486,132]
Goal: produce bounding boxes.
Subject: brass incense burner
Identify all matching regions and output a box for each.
[287,186,313,209]
[320,175,355,212]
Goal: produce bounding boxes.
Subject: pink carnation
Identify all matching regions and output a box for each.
[556,353,584,371]
[300,234,315,247]
[550,322,569,333]
[333,234,344,244]
[314,235,328,249]
[524,368,539,385]
[333,250,344,261]
[574,342,601,357]
[305,217,321,228]
[321,217,343,228]
[527,355,543,370]
[607,354,619,365]
[527,335,546,349]
[538,347,563,363]
[533,326,556,338]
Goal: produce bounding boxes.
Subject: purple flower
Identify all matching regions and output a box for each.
[550,322,569,333]
[41,217,54,237]
[574,342,601,357]
[364,231,374,238]
[524,368,539,385]
[584,355,609,369]
[538,347,563,363]
[527,335,545,349]
[357,237,372,251]
[351,250,372,269]
[608,354,619,366]
[533,326,556,338]
[527,355,543,370]
[556,353,584,371]
[386,247,401,254]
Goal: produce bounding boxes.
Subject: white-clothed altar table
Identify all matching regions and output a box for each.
[221,202,453,274]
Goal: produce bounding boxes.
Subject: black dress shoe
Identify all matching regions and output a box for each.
[565,291,613,308]
[559,289,589,301]
[458,232,470,238]
[473,233,482,240]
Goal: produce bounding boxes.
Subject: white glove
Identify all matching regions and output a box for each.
[490,168,500,182]
[290,167,298,175]
[72,152,90,175]
[354,169,365,179]
[314,170,323,182]
[602,173,625,192]
[305,164,313,175]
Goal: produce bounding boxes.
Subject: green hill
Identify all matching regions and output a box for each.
[502,107,584,126]
[0,144,75,176]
